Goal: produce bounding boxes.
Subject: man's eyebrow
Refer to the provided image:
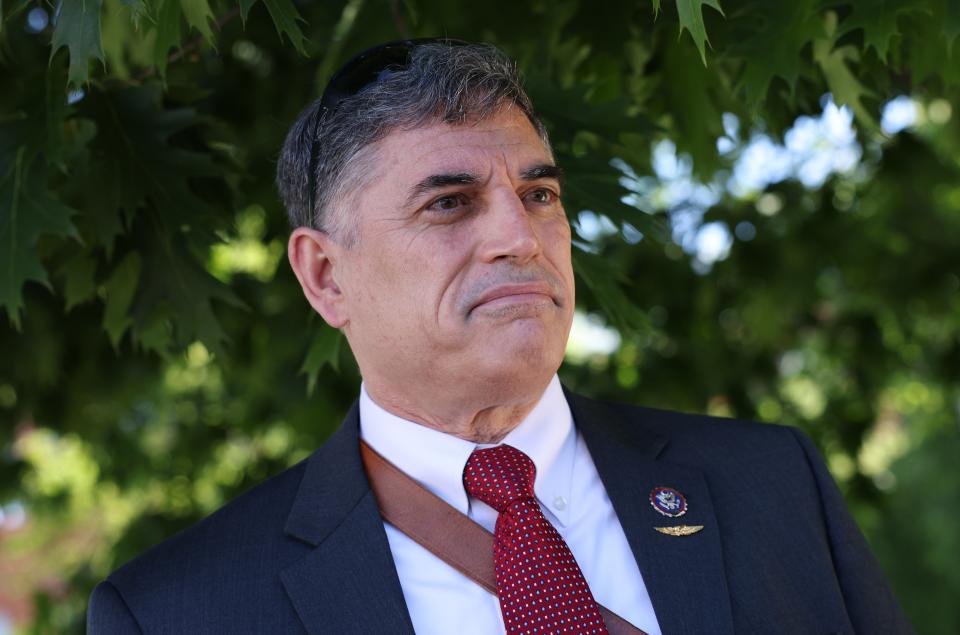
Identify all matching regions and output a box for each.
[405,172,480,208]
[520,163,564,184]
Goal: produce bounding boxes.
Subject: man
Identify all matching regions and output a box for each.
[88,40,913,634]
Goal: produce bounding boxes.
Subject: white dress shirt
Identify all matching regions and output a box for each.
[359,375,662,635]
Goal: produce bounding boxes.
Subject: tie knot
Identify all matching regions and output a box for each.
[462,444,536,513]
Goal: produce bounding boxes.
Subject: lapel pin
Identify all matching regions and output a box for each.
[654,525,704,537]
[649,486,688,518]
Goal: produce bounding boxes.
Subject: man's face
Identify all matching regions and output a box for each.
[334,106,575,403]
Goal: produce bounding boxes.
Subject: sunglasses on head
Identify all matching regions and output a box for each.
[307,37,470,218]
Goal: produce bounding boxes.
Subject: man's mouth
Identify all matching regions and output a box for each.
[470,282,557,312]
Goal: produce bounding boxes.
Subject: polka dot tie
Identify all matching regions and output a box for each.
[463,444,609,635]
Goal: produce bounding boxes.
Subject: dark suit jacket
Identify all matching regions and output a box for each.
[88,392,913,634]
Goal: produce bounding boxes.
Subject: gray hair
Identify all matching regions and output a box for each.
[275,41,550,244]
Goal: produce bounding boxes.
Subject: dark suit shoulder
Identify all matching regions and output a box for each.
[586,394,913,633]
[102,457,313,633]
[571,393,825,528]
[88,580,143,634]
[608,397,788,431]
[111,457,308,581]
[93,403,368,633]
[574,392,804,459]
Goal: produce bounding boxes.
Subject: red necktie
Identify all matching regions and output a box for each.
[463,444,609,635]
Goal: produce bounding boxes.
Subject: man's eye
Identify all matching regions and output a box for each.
[526,188,556,204]
[427,194,466,212]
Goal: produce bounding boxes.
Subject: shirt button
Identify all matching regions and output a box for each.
[553,496,567,511]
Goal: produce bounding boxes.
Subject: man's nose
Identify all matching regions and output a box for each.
[477,188,542,264]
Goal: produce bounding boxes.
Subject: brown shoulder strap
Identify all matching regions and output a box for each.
[359,440,649,635]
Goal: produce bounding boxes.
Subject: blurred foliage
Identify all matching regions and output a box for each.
[1,0,959,632]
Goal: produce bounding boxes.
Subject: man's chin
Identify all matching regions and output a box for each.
[474,336,564,377]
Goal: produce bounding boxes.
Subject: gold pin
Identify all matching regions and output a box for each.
[654,525,704,537]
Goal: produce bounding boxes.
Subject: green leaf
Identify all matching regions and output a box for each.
[838,0,924,62]
[300,323,343,395]
[733,0,821,103]
[946,0,960,56]
[901,10,960,85]
[0,147,78,326]
[77,83,218,252]
[44,60,69,160]
[133,222,243,355]
[238,0,257,23]
[674,0,724,65]
[572,247,649,339]
[61,251,97,311]
[49,0,106,87]
[153,0,183,78]
[102,250,141,346]
[814,12,879,130]
[559,153,668,241]
[75,84,241,352]
[526,74,656,141]
[179,0,214,45]
[121,0,147,28]
[261,0,307,55]
[660,36,723,173]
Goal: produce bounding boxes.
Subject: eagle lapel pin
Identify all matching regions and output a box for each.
[649,486,688,518]
[650,486,703,536]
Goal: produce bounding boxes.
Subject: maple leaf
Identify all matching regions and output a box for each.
[60,250,97,311]
[572,248,649,339]
[900,9,960,84]
[131,223,244,356]
[239,0,257,22]
[526,74,656,141]
[300,322,344,395]
[814,12,879,130]
[559,152,668,242]
[102,249,141,346]
[945,0,960,56]
[77,83,219,252]
[733,0,822,104]
[180,0,216,46]
[674,0,724,66]
[49,0,105,87]
[152,0,183,79]
[74,83,242,353]
[239,0,308,55]
[838,0,926,62]
[0,147,78,326]
[122,0,148,28]
[660,37,724,174]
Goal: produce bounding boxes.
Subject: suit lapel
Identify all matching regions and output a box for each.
[281,402,415,635]
[568,392,735,635]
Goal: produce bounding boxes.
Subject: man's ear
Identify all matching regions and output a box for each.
[288,227,349,328]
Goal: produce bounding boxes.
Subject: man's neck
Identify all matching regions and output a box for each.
[362,381,549,444]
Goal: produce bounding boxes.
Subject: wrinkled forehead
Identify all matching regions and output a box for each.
[374,109,554,185]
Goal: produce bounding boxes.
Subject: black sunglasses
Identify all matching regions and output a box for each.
[307,38,470,218]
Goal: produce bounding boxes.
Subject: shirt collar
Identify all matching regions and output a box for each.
[358,375,576,527]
